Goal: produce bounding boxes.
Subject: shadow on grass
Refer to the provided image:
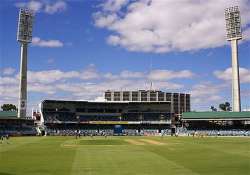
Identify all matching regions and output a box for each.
[0,173,16,175]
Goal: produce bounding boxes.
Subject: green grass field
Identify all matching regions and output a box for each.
[1,136,250,175]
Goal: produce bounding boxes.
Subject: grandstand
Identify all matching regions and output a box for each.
[0,111,36,136]
[38,94,250,136]
[180,111,250,136]
[40,99,174,135]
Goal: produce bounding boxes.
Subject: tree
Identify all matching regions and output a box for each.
[219,103,226,111]
[1,104,17,111]
[210,106,217,111]
[219,102,231,111]
[225,102,231,111]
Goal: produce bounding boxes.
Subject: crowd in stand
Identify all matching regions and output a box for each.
[45,128,173,136]
[46,129,114,136]
[44,112,170,123]
[45,127,250,137]
[0,126,37,136]
[178,128,250,136]
[1,124,249,137]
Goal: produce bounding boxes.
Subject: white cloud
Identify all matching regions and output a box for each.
[1,67,15,75]
[94,13,118,28]
[214,67,250,83]
[242,28,250,40]
[103,72,119,80]
[0,66,190,109]
[2,66,249,112]
[242,89,250,97]
[102,0,129,12]
[32,37,64,47]
[47,58,55,64]
[0,77,18,85]
[94,0,250,53]
[243,108,250,111]
[191,83,225,99]
[0,85,19,98]
[28,69,79,84]
[45,1,67,14]
[15,1,67,14]
[103,69,194,81]
[190,82,227,110]
[94,96,106,102]
[64,79,182,99]
[28,83,57,94]
[148,70,194,81]
[15,1,43,13]
[80,64,100,80]
[120,70,144,79]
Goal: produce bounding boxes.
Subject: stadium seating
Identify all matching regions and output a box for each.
[43,112,171,123]
[178,128,250,136]
[141,129,159,136]
[0,126,37,136]
[44,127,250,136]
[123,129,141,136]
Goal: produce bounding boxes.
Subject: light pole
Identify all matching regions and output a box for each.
[225,6,242,112]
[17,9,34,118]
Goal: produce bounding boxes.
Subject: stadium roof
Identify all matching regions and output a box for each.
[0,111,34,120]
[42,99,171,104]
[0,111,17,119]
[182,112,250,120]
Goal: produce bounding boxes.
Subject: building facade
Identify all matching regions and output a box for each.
[105,90,190,114]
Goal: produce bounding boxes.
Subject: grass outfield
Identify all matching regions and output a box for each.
[0,136,250,175]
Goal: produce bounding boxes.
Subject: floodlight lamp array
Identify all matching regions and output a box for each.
[17,8,34,43]
[225,6,242,41]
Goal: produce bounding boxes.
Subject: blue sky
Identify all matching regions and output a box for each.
[0,0,249,112]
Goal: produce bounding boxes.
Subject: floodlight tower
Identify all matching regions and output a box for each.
[225,6,242,112]
[17,9,34,118]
